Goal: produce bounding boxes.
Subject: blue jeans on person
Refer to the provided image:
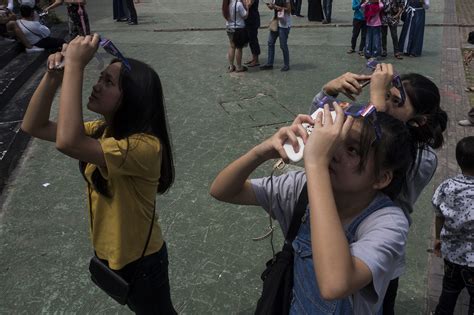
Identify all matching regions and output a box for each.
[114,243,177,315]
[292,0,302,15]
[365,25,382,58]
[434,259,474,315]
[322,0,333,22]
[267,27,290,67]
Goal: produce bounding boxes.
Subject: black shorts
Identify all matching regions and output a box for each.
[228,27,249,49]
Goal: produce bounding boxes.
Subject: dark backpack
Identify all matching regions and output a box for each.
[254,184,308,315]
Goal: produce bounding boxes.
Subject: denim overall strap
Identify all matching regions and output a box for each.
[345,194,395,244]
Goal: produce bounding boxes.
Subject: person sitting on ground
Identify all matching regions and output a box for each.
[0,0,40,51]
[432,136,474,315]
[16,4,65,51]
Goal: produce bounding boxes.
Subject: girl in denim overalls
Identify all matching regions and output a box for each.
[211,106,418,314]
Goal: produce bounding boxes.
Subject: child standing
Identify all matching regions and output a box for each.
[347,0,366,56]
[361,0,383,59]
[211,106,418,313]
[381,0,404,59]
[433,136,474,315]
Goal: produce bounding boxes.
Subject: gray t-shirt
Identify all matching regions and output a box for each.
[432,174,474,267]
[251,171,409,314]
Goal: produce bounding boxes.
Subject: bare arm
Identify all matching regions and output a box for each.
[304,105,372,300]
[209,147,263,205]
[433,215,444,257]
[55,35,105,167]
[21,54,64,142]
[211,115,314,205]
[44,0,64,12]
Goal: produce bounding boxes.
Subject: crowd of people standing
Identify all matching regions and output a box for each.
[222,0,431,73]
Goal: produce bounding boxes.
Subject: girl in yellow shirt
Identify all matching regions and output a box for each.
[21,34,177,314]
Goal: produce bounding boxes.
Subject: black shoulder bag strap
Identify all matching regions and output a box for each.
[284,183,308,247]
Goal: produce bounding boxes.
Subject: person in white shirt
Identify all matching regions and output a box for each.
[222,0,249,72]
[16,4,65,51]
[0,0,41,52]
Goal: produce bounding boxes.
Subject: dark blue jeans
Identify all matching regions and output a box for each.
[115,243,177,315]
[322,0,332,21]
[435,260,474,315]
[365,25,382,58]
[267,27,290,67]
[351,19,366,52]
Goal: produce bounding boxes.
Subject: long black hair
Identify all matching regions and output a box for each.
[79,58,175,196]
[356,112,418,200]
[401,73,448,150]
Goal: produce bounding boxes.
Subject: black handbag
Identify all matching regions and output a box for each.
[86,184,155,305]
[89,256,130,305]
[255,183,308,315]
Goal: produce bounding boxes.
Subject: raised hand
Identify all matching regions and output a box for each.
[323,72,371,100]
[304,103,354,167]
[254,114,314,162]
[63,34,100,69]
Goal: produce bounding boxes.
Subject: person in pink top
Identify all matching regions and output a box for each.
[361,0,383,59]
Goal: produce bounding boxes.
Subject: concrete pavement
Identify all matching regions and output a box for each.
[0,0,467,313]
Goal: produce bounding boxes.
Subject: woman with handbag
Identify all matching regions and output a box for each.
[222,0,250,72]
[21,34,177,314]
[260,0,291,72]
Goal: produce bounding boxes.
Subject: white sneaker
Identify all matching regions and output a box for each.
[458,119,474,126]
[25,46,45,53]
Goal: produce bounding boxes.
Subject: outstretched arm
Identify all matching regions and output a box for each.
[21,49,68,142]
[55,34,105,167]
[44,0,64,12]
[210,115,313,205]
[322,72,371,100]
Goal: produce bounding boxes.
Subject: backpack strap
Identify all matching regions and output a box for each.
[345,194,395,244]
[285,183,308,242]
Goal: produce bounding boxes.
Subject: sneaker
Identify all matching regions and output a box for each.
[260,64,273,70]
[25,46,45,53]
[458,119,474,126]
[128,20,138,25]
[358,51,365,56]
[322,19,330,24]
[381,51,388,57]
[280,65,290,72]
[347,48,355,54]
